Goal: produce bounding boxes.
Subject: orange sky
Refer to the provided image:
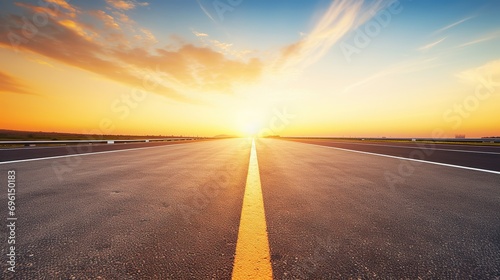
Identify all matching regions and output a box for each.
[1,0,499,137]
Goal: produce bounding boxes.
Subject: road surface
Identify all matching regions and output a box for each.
[285,138,500,172]
[1,138,499,279]
[0,139,205,163]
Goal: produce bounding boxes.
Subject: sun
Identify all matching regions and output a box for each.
[236,112,266,137]
[234,101,277,137]
[241,121,260,137]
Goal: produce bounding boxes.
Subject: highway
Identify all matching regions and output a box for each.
[1,138,499,279]
[0,139,205,163]
[286,138,500,172]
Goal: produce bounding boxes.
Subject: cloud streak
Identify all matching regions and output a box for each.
[432,16,474,35]
[455,32,500,48]
[457,59,500,84]
[46,0,78,17]
[344,57,440,92]
[192,30,254,59]
[274,0,391,73]
[196,0,217,23]
[0,71,36,95]
[0,2,263,103]
[105,0,149,11]
[418,37,446,51]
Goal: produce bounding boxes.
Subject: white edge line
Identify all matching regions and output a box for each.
[0,142,193,165]
[319,141,500,155]
[304,142,500,175]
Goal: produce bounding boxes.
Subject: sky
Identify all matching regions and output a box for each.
[0,0,499,137]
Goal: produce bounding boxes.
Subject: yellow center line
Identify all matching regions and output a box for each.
[232,139,273,280]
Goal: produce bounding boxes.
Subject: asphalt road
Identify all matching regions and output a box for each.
[0,139,207,163]
[0,138,252,279]
[286,138,500,172]
[1,138,499,279]
[257,139,500,279]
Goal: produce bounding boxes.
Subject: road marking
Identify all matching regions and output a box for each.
[0,143,193,165]
[232,139,273,280]
[304,143,500,175]
[312,141,500,155]
[0,143,145,151]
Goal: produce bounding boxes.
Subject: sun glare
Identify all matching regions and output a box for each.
[236,111,266,137]
[241,121,261,137]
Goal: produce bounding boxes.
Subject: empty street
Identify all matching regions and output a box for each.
[1,138,499,279]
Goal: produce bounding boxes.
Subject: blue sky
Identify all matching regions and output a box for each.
[0,0,499,137]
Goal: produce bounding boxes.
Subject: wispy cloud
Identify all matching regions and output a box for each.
[192,30,254,59]
[344,57,440,92]
[192,31,209,37]
[0,71,36,95]
[105,0,149,11]
[27,57,55,68]
[418,37,446,51]
[456,59,500,84]
[274,0,390,73]
[139,28,158,44]
[14,2,60,18]
[0,2,262,102]
[432,16,474,35]
[112,11,134,25]
[455,32,500,48]
[46,0,78,17]
[196,0,216,23]
[90,10,120,30]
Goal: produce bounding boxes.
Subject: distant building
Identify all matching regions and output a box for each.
[455,134,466,139]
